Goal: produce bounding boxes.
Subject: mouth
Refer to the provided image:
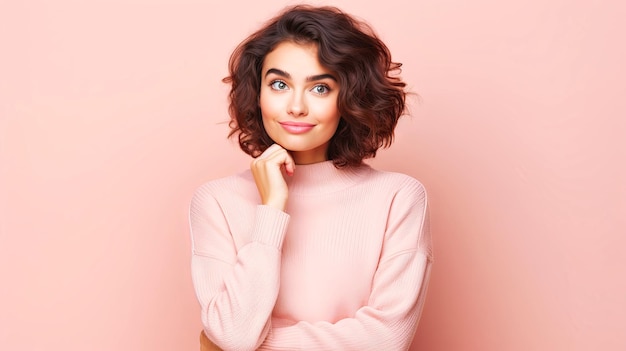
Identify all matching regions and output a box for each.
[278,121,315,134]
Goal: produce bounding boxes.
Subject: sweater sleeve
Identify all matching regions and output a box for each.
[189,184,290,351]
[258,180,433,351]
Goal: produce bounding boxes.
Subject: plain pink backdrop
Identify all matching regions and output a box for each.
[1,0,624,350]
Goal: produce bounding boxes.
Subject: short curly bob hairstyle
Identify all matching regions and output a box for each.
[224,5,407,167]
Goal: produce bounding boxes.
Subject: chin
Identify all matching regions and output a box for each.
[271,138,310,151]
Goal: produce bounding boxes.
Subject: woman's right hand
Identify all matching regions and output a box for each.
[250,144,295,211]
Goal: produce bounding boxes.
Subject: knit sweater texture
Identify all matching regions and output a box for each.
[190,160,433,350]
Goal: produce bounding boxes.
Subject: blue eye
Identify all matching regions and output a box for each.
[312,85,330,95]
[270,80,288,90]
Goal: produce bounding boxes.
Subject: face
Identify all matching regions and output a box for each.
[260,41,341,165]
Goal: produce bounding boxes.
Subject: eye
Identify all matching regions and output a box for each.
[312,84,331,95]
[270,80,288,90]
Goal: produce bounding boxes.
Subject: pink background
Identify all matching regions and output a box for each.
[1,0,624,350]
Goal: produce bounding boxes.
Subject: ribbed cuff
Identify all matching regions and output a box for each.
[250,205,290,250]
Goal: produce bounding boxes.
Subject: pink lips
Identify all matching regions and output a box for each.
[279,121,315,134]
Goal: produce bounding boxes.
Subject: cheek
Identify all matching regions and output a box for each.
[259,95,279,139]
[259,97,271,124]
[314,102,341,126]
[259,92,282,119]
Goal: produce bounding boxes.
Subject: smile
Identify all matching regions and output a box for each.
[279,121,316,134]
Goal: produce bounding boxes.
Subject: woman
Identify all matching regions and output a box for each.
[190,5,432,350]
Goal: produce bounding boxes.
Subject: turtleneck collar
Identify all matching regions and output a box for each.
[285,160,372,195]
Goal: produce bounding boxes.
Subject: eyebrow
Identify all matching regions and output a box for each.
[265,68,337,82]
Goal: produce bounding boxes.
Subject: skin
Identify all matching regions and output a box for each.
[251,41,341,211]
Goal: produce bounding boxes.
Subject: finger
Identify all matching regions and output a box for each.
[282,152,295,176]
[257,144,295,174]
[258,143,284,159]
[267,146,295,176]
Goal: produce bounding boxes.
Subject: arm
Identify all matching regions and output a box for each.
[190,186,289,351]
[191,145,295,350]
[258,181,433,351]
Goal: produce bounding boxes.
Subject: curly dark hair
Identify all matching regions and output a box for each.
[224,5,407,167]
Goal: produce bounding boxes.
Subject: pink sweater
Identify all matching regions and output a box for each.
[190,161,432,350]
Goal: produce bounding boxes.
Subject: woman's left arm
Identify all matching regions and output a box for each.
[258,182,433,350]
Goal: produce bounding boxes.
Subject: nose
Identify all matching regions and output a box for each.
[287,91,308,117]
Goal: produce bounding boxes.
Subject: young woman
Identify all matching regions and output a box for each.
[190,5,432,350]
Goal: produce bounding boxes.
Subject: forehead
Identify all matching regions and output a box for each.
[262,41,329,76]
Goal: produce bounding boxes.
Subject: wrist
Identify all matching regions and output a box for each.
[264,196,287,211]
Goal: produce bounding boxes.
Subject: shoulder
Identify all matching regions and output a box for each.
[363,166,427,202]
[366,167,432,257]
[191,169,257,206]
[196,169,254,193]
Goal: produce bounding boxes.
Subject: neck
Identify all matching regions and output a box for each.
[285,160,371,195]
[290,144,329,165]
